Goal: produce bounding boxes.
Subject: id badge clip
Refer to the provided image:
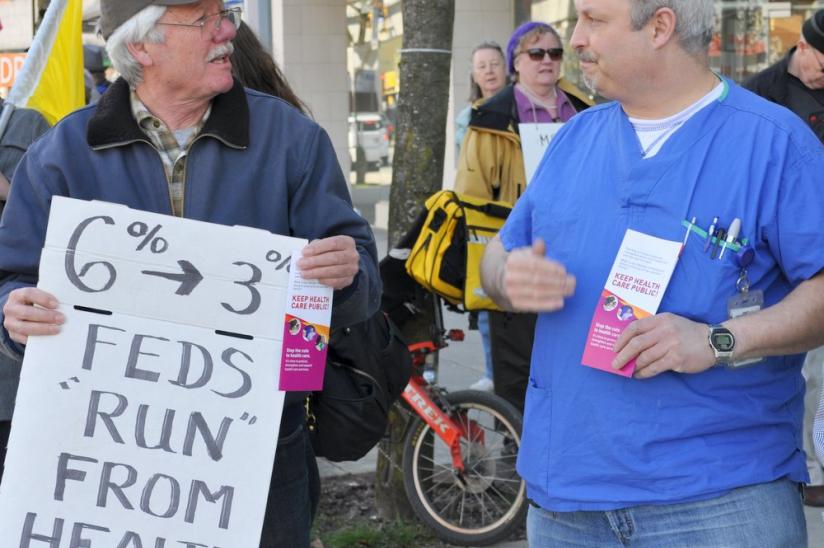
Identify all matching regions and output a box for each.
[726,246,762,366]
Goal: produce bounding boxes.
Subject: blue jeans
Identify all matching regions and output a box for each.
[258,406,320,548]
[478,310,493,379]
[527,479,806,547]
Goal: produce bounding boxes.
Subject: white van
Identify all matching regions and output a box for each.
[348,113,390,171]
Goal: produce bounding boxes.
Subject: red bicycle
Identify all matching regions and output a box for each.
[378,232,526,545]
[394,301,526,546]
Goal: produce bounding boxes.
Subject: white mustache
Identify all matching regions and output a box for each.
[578,51,597,63]
[207,42,234,62]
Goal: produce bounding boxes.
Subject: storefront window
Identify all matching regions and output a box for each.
[711,1,823,82]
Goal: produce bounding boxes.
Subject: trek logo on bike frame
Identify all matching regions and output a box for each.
[403,380,462,446]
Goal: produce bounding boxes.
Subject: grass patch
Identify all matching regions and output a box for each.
[320,520,432,548]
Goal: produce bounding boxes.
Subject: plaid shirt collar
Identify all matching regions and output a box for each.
[129,89,211,153]
[129,90,211,217]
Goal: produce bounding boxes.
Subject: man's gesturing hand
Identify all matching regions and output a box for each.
[501,239,576,312]
[297,235,360,290]
[3,287,64,345]
[612,313,716,379]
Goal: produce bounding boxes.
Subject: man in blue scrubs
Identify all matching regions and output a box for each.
[481,0,824,545]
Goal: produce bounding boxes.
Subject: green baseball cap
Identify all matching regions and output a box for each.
[99,0,194,40]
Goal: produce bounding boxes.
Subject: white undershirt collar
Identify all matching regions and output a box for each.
[628,78,725,159]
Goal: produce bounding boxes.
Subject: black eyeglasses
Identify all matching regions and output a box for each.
[157,7,242,33]
[522,48,564,62]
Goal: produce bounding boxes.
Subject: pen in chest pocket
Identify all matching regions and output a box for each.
[719,218,741,260]
[679,216,696,257]
[703,216,719,253]
[711,228,726,260]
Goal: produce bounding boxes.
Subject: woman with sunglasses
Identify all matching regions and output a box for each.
[454,21,592,416]
[456,21,591,205]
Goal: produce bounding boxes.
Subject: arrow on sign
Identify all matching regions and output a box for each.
[141,260,203,296]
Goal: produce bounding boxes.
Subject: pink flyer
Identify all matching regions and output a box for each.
[581,229,681,377]
[279,261,333,391]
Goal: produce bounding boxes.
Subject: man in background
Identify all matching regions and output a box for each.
[745,9,824,143]
[83,44,112,104]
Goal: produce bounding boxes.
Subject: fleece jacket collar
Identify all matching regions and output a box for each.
[86,77,249,150]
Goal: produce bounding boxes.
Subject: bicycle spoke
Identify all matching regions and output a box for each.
[458,490,467,526]
[485,477,521,505]
[468,486,498,524]
[437,486,471,522]
[427,478,462,508]
[421,471,455,497]
[416,451,454,469]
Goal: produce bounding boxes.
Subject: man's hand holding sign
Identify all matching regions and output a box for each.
[3,288,64,345]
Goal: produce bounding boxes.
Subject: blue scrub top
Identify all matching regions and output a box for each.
[500,79,824,511]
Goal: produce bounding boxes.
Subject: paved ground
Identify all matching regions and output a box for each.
[318,215,824,546]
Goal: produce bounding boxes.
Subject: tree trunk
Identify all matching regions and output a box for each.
[375,0,455,522]
[386,0,455,247]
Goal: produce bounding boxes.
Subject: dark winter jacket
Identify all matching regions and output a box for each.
[743,49,797,107]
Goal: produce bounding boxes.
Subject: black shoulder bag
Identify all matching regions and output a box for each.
[306,310,412,462]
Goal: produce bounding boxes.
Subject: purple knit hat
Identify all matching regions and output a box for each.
[506,21,554,75]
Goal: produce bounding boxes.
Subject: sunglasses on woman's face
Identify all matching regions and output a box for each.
[523,48,564,62]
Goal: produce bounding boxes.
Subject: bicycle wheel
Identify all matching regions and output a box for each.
[402,389,526,546]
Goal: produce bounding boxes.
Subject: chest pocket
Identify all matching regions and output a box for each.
[662,225,742,321]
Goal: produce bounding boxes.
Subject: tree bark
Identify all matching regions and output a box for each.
[387,0,455,247]
[375,0,455,522]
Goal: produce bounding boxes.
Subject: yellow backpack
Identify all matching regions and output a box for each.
[405,190,511,311]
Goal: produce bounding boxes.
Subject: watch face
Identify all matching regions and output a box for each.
[712,331,734,351]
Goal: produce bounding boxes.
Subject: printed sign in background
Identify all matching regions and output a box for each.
[0,0,35,52]
[0,53,26,90]
[519,122,564,185]
[0,197,308,546]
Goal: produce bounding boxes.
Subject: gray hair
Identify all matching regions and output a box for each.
[468,41,506,102]
[629,0,714,55]
[105,6,167,87]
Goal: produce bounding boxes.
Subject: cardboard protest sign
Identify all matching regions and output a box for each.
[0,197,329,546]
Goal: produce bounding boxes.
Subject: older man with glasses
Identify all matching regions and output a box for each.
[0,1,379,546]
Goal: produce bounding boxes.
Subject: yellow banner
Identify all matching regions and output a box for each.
[25,0,84,125]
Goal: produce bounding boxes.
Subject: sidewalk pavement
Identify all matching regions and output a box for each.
[319,225,824,546]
